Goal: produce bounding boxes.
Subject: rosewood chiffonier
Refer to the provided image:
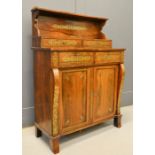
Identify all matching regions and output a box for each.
[31,7,125,154]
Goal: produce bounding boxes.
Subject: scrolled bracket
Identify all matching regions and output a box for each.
[116,64,125,114]
[52,69,60,136]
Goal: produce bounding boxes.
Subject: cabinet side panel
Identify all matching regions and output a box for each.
[34,50,52,135]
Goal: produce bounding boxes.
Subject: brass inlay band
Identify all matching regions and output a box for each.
[62,56,92,63]
[52,24,87,31]
[53,86,59,136]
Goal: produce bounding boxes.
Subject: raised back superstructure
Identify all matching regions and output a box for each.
[32,7,112,48]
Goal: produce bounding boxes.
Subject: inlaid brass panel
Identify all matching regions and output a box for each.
[52,85,59,136]
[52,24,87,31]
[62,56,92,62]
[59,52,94,67]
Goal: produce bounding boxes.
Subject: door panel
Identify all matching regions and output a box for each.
[93,65,118,122]
[60,68,90,133]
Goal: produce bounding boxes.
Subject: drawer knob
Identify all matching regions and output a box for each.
[65,120,70,126]
[108,108,112,112]
[80,115,85,122]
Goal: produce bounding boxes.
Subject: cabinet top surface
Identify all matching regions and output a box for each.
[31,7,108,22]
[32,47,125,52]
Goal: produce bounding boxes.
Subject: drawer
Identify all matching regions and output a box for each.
[83,40,112,48]
[51,52,94,68]
[95,52,124,64]
[51,51,124,68]
[41,39,112,49]
[59,52,94,67]
[42,39,112,49]
[41,39,81,47]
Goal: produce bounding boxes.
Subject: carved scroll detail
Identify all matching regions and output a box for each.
[34,19,40,36]
[117,64,125,114]
[52,69,60,136]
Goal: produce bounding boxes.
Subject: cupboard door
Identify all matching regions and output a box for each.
[60,68,90,133]
[93,65,118,122]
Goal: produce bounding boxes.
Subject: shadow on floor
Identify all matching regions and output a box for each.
[40,120,116,150]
